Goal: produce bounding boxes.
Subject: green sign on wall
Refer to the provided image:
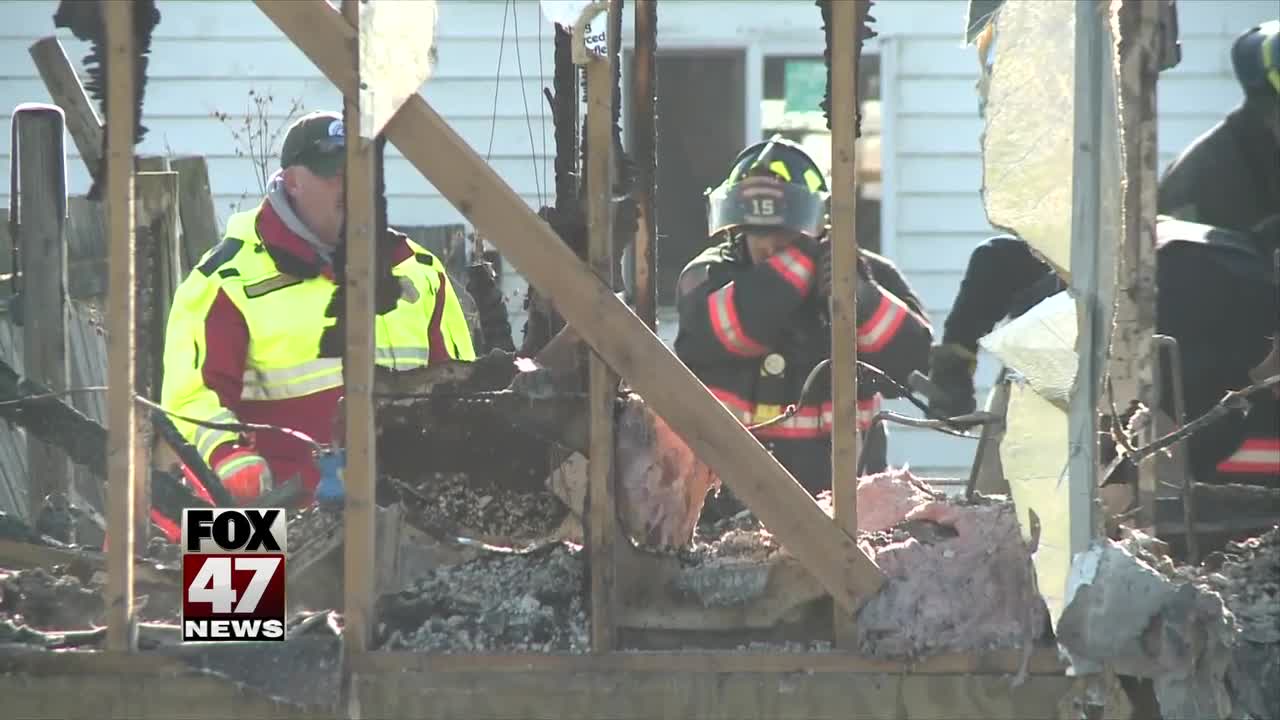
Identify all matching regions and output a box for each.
[783,59,827,114]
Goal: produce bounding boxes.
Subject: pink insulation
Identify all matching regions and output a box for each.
[838,469,941,533]
[613,413,942,549]
[845,469,1049,659]
[614,398,718,548]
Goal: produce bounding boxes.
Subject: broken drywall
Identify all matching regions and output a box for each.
[1055,531,1264,720]
[981,0,1075,278]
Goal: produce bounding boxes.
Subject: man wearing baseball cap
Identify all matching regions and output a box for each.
[158,110,476,517]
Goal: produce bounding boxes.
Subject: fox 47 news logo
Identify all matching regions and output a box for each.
[182,508,287,642]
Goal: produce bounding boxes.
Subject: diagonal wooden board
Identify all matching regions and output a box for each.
[252,0,885,615]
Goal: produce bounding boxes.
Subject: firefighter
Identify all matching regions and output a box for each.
[1159,19,1280,229]
[674,136,932,499]
[931,215,1280,488]
[1157,214,1279,487]
[161,111,476,508]
[929,19,1280,418]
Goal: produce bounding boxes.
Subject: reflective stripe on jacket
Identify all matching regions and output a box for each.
[1216,437,1280,476]
[161,201,476,501]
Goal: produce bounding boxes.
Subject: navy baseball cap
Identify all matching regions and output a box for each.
[280,111,346,176]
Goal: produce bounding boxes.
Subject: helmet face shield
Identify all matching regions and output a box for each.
[706,176,830,238]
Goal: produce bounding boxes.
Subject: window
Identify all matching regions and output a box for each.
[761,54,882,252]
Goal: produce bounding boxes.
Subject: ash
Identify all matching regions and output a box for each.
[375,543,588,653]
[287,505,343,550]
[1187,527,1280,645]
[0,566,104,630]
[0,561,181,640]
[396,471,568,541]
[146,536,181,564]
[136,505,342,563]
[1188,526,1280,720]
[682,510,779,566]
[738,640,834,653]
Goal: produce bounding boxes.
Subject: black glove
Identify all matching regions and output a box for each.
[925,343,978,417]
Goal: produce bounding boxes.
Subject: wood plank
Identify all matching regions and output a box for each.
[255,0,887,616]
[1112,0,1163,533]
[0,671,318,720]
[897,194,989,235]
[351,647,1065,675]
[13,103,72,518]
[348,668,1088,720]
[0,115,553,163]
[1,34,552,84]
[104,0,139,652]
[0,647,1081,720]
[27,37,104,178]
[0,80,552,148]
[0,313,30,518]
[582,0,619,654]
[0,538,180,588]
[829,0,862,651]
[65,198,109,302]
[898,115,986,155]
[0,208,11,280]
[134,170,181,545]
[171,156,222,273]
[135,172,181,396]
[341,0,378,656]
[897,155,984,194]
[630,0,657,330]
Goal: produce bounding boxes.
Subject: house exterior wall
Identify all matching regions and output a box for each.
[2,0,1274,482]
[1,0,558,225]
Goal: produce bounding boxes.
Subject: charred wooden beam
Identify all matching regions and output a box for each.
[0,357,235,520]
[631,0,657,329]
[522,24,583,358]
[375,390,588,493]
[11,103,72,519]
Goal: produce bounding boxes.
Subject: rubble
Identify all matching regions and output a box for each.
[287,504,343,550]
[1187,528,1280,645]
[0,555,188,629]
[683,509,780,565]
[1192,527,1280,720]
[1055,527,1270,720]
[396,471,569,542]
[670,511,782,609]
[0,566,104,630]
[568,469,1045,655]
[679,469,945,569]
[171,614,344,709]
[676,468,1049,660]
[375,543,588,653]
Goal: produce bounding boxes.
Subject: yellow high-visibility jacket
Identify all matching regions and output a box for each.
[160,200,475,502]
